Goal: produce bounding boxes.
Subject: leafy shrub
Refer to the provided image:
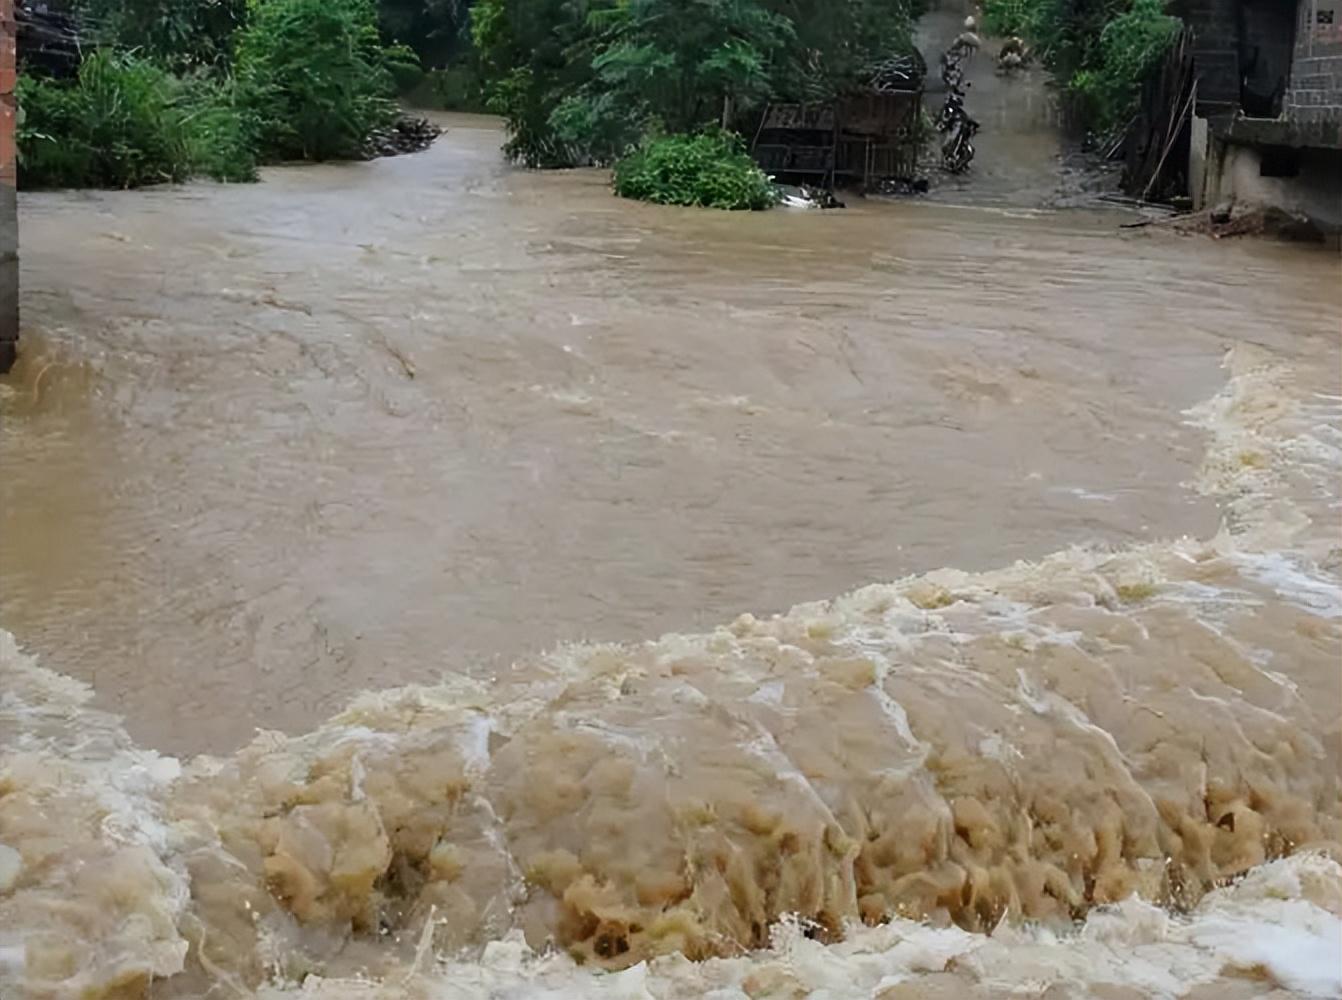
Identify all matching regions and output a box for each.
[177,75,260,183]
[613,132,777,210]
[981,0,1046,39]
[1069,0,1180,128]
[17,51,256,188]
[547,91,644,166]
[382,42,426,94]
[235,0,400,161]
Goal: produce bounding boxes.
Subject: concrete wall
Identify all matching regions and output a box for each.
[0,0,15,373]
[1204,139,1342,228]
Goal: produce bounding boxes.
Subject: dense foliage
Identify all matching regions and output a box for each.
[19,0,420,187]
[18,50,256,188]
[23,0,934,210]
[378,0,473,67]
[472,0,918,168]
[982,0,1179,129]
[78,0,248,72]
[1070,0,1181,127]
[612,131,777,210]
[234,0,399,161]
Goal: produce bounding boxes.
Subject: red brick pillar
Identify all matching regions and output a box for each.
[0,0,15,373]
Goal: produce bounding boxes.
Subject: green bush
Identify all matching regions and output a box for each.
[235,0,400,161]
[177,75,261,183]
[1069,0,1180,128]
[548,91,644,166]
[17,51,256,188]
[613,131,777,210]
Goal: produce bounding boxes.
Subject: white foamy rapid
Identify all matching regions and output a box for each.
[1,345,1339,1000]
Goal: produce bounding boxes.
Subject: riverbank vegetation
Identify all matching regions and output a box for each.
[982,0,1180,130]
[18,0,417,188]
[469,0,918,208]
[472,0,916,169]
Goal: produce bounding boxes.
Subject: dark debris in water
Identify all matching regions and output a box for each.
[363,116,443,161]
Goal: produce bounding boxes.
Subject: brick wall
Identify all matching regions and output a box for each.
[0,0,16,373]
[1286,0,1342,134]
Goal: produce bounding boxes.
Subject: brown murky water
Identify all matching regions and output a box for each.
[1,116,1340,999]
[3,115,1335,755]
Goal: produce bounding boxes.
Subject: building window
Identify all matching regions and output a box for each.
[1319,8,1336,24]
[1259,145,1302,178]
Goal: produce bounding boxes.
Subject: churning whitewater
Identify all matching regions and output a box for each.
[1,341,1339,999]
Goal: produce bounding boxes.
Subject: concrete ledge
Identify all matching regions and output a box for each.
[1216,113,1342,149]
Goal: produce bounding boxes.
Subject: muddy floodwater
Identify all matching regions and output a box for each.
[1,116,1340,999]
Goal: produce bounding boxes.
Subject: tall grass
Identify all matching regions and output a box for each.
[18,51,257,189]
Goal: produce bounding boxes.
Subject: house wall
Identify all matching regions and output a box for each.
[1286,0,1342,129]
[1204,140,1342,228]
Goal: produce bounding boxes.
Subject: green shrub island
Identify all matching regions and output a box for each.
[613,131,778,211]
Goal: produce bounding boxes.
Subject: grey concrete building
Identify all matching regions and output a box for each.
[1180,0,1342,227]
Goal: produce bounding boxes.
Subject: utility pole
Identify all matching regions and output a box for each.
[0,0,15,374]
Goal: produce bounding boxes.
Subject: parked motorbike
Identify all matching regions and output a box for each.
[941,117,979,173]
[935,89,979,174]
[939,49,966,91]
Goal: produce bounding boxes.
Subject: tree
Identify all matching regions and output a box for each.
[472,0,600,165]
[474,0,919,167]
[588,0,791,132]
[236,0,399,161]
[76,0,249,72]
[377,0,473,67]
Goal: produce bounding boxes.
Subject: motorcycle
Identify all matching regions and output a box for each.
[939,49,966,91]
[935,88,969,132]
[941,116,979,173]
[935,90,979,174]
